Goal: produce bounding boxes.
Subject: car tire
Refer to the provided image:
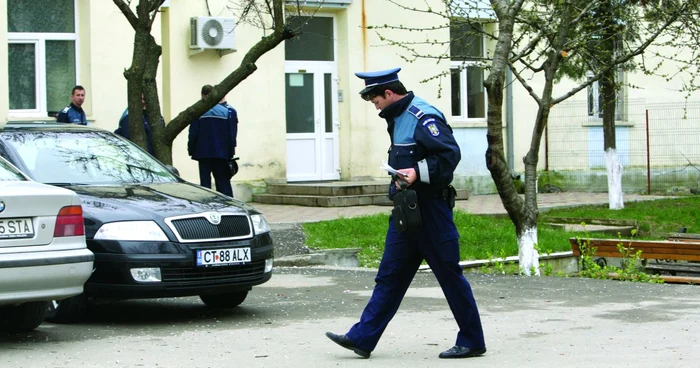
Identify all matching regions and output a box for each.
[45,294,87,323]
[0,301,49,333]
[200,291,248,308]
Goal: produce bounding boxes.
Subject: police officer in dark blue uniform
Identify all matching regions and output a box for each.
[56,85,87,125]
[114,94,163,155]
[188,85,237,197]
[325,68,486,359]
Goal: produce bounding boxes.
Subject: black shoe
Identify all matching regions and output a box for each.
[325,332,371,358]
[438,346,487,359]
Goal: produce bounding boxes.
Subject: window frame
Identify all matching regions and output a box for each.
[284,14,336,62]
[7,2,80,119]
[586,69,626,122]
[449,22,487,123]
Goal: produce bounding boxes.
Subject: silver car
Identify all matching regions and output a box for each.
[0,157,94,333]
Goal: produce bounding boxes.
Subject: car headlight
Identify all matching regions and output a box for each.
[95,221,169,241]
[250,214,271,235]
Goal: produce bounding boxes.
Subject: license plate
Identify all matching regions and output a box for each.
[196,247,251,267]
[0,218,34,239]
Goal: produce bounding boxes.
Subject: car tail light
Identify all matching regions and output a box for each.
[54,205,85,237]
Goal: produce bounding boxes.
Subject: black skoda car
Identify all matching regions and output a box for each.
[0,123,274,322]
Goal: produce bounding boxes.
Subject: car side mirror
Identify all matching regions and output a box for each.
[165,165,180,176]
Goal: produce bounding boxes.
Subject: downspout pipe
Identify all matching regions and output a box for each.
[506,68,514,172]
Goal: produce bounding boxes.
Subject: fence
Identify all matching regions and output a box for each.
[545,99,700,194]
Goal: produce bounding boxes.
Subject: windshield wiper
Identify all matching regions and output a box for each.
[45,182,88,187]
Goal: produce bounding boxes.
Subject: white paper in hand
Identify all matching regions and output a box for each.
[381,161,408,177]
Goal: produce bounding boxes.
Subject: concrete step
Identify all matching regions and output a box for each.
[548,223,637,236]
[253,193,393,207]
[253,189,470,207]
[266,181,388,196]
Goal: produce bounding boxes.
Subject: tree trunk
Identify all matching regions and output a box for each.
[142,35,168,164]
[120,0,170,163]
[124,30,150,153]
[486,1,575,275]
[599,0,624,210]
[605,148,624,208]
[485,2,539,275]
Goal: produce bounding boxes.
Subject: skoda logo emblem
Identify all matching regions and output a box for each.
[0,201,4,213]
[207,212,221,225]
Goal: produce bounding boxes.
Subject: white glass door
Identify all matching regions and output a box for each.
[285,63,339,181]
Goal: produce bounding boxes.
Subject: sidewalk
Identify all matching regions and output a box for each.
[254,192,669,224]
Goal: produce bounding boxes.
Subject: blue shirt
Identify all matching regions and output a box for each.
[188,104,236,160]
[56,103,87,125]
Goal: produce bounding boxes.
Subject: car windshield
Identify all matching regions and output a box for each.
[0,131,177,185]
[0,157,26,181]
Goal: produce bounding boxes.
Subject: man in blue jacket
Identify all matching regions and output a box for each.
[188,85,237,197]
[56,85,87,125]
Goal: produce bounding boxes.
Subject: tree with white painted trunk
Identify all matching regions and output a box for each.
[556,0,700,210]
[373,0,694,275]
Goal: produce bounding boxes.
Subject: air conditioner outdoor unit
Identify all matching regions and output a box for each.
[190,16,236,51]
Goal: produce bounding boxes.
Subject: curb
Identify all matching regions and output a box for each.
[275,248,362,268]
[275,249,579,276]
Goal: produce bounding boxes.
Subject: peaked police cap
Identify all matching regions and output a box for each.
[355,67,401,95]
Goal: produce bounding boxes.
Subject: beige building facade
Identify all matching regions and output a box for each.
[1,0,694,198]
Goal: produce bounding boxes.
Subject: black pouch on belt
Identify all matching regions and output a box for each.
[446,185,456,209]
[392,188,422,232]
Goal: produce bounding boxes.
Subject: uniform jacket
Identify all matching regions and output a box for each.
[219,101,239,154]
[115,108,162,155]
[56,103,87,125]
[188,104,236,160]
[380,92,461,198]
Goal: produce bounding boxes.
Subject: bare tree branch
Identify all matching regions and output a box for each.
[113,0,139,30]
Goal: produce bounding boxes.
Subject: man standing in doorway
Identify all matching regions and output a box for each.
[188,85,237,197]
[325,68,486,359]
[56,85,87,125]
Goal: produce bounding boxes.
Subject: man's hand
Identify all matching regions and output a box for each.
[394,168,417,189]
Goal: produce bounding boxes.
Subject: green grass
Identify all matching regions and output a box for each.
[541,196,700,235]
[302,196,700,268]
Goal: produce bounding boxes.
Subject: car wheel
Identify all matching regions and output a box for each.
[200,291,248,308]
[0,301,49,333]
[45,294,87,323]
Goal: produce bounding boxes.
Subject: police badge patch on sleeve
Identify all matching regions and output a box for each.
[427,122,440,136]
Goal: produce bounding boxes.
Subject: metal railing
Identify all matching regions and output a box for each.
[545,99,700,194]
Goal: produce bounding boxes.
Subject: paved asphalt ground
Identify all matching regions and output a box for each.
[1,267,698,368]
[2,193,697,368]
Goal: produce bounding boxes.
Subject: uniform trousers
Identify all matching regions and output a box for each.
[345,198,485,352]
[197,158,233,197]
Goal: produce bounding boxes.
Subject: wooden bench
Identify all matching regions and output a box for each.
[569,238,700,261]
[570,237,700,283]
[667,233,700,243]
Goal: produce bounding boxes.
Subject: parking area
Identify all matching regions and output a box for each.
[1,266,699,367]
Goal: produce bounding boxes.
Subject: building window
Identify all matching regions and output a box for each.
[450,21,486,120]
[587,70,625,121]
[285,16,334,62]
[7,0,77,117]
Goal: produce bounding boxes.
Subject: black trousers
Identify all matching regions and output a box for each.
[197,158,233,197]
